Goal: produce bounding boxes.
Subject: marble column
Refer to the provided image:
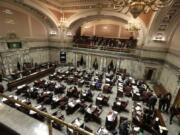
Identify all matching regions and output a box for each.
[100,57,103,71]
[89,55,91,69]
[74,53,77,67]
[86,55,88,69]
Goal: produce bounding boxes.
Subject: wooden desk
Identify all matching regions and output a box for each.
[8,67,55,91]
[153,84,168,97]
[85,105,102,124]
[155,110,168,135]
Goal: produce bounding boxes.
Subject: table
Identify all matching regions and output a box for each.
[66,99,81,114]
[8,67,55,91]
[112,98,128,112]
[67,117,84,134]
[96,93,109,106]
[85,104,102,124]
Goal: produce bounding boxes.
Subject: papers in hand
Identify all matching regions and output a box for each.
[17,84,26,89]
[159,125,168,133]
[73,119,81,127]
[68,102,75,108]
[97,97,103,101]
[134,127,140,132]
[29,110,36,115]
[15,103,21,107]
[2,98,8,102]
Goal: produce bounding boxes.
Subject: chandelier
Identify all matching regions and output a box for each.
[126,19,140,32]
[58,12,67,32]
[109,0,173,18]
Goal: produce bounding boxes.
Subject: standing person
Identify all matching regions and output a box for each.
[159,94,167,112]
[170,105,176,124]
[119,120,129,135]
[169,105,180,124]
[165,93,172,113]
[148,94,157,110]
[17,61,21,71]
[158,94,164,111]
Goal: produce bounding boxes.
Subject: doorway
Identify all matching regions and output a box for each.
[145,68,156,81]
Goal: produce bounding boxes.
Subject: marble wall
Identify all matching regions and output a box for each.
[0,40,50,75]
[158,25,180,97]
[59,48,164,82]
[159,65,179,100]
[29,48,49,64]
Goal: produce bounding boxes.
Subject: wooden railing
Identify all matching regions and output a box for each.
[73,44,135,53]
[8,67,55,91]
[0,93,94,135]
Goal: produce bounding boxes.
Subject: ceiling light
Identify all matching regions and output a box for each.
[126,19,140,32]
[103,26,108,29]
[49,31,57,36]
[84,26,90,29]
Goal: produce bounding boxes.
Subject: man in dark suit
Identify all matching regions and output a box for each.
[170,105,180,124]
[158,94,165,111]
[148,95,157,110]
[164,93,172,113]
[119,120,129,135]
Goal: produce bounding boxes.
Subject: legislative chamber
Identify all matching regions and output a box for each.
[0,0,180,135]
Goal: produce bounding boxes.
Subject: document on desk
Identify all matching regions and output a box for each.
[68,102,75,108]
[97,97,103,101]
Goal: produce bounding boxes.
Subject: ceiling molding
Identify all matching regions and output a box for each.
[147,0,180,44]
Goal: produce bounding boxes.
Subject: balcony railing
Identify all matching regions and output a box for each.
[73,44,135,53]
[0,93,94,135]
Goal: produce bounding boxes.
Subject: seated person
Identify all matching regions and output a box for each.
[95,81,102,90]
[123,85,132,97]
[85,104,102,123]
[66,99,81,115]
[52,111,65,131]
[112,98,128,112]
[78,78,85,87]
[80,88,93,102]
[54,83,66,94]
[103,84,112,93]
[67,86,80,98]
[96,93,109,106]
[15,84,29,95]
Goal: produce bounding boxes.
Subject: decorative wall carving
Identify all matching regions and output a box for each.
[152,0,180,42]
[3,0,56,29]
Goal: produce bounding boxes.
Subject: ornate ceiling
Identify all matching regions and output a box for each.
[0,0,180,45]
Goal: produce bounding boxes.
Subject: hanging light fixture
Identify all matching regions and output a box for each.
[58,12,67,32]
[58,11,67,51]
[109,0,173,18]
[126,19,141,32]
